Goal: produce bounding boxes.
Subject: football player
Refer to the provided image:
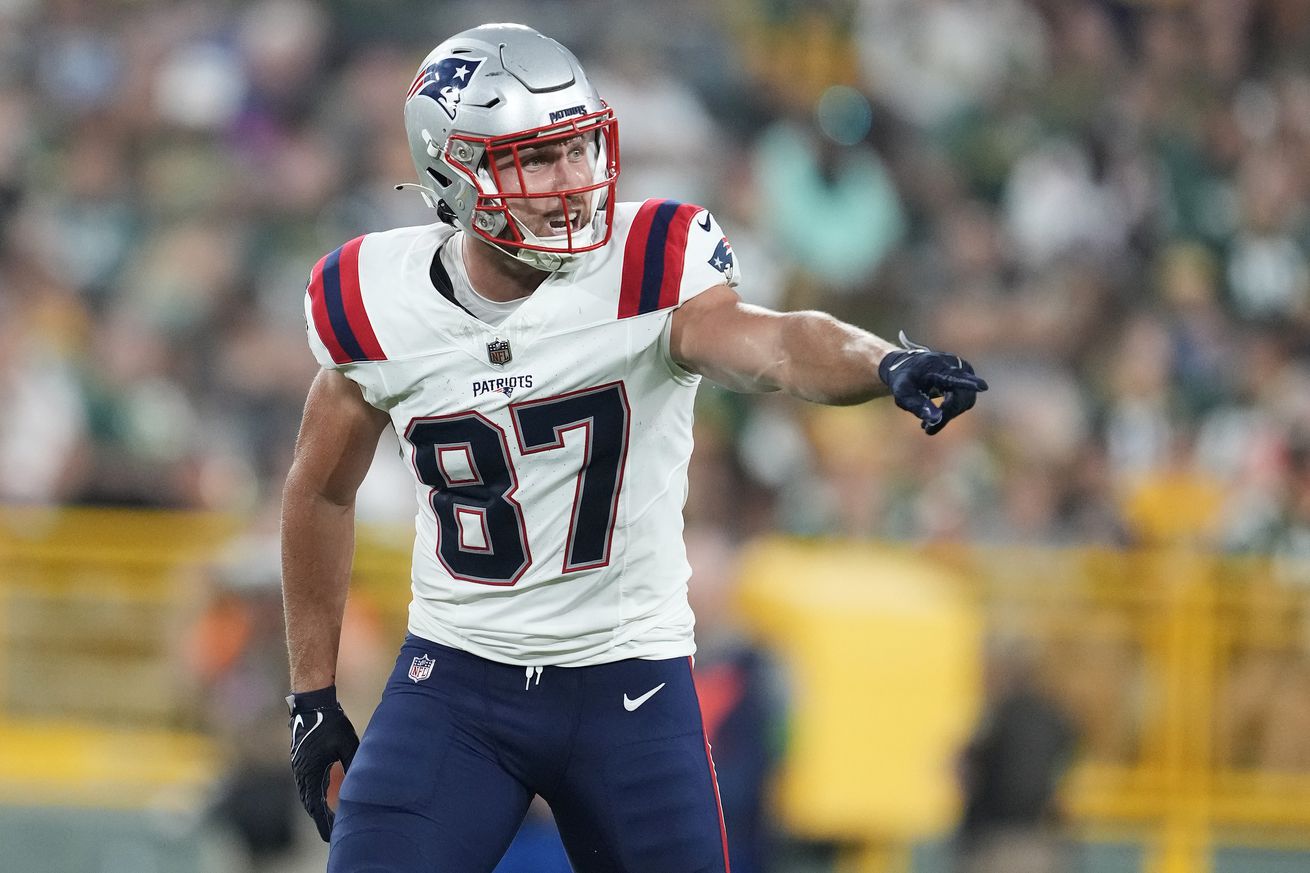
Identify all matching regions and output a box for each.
[283,22,987,873]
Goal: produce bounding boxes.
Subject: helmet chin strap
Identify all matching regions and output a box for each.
[474,204,597,274]
[400,176,606,274]
[497,188,605,273]
[397,178,572,271]
[511,247,570,273]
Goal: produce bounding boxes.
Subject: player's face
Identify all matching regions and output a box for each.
[488,133,596,240]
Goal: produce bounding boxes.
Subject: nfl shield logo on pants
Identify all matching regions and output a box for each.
[408,654,434,683]
[487,338,512,366]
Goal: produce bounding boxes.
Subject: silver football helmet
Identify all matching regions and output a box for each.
[403,23,620,272]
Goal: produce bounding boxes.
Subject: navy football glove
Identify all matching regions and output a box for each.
[287,685,359,842]
[878,331,988,435]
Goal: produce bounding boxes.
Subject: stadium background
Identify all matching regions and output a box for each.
[3,0,1310,871]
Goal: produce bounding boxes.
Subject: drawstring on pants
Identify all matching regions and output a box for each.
[523,665,543,690]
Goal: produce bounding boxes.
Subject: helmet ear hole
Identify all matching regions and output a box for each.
[427,167,453,188]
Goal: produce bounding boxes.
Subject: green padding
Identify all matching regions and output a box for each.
[0,805,218,873]
[1214,847,1310,873]
[911,838,1144,873]
[1078,842,1146,873]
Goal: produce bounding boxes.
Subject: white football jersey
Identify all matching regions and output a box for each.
[303,200,740,666]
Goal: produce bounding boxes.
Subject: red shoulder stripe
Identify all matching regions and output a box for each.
[618,199,666,319]
[337,236,386,361]
[656,203,701,311]
[307,236,387,365]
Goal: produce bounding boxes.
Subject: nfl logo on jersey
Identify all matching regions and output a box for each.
[487,338,512,366]
[408,654,435,683]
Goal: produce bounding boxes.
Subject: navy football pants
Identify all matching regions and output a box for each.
[328,636,731,873]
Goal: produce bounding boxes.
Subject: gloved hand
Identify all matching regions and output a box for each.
[287,685,359,842]
[878,331,988,435]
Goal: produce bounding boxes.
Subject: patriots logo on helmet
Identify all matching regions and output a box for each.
[708,236,735,280]
[407,57,485,120]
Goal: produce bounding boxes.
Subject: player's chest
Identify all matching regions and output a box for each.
[383,314,655,422]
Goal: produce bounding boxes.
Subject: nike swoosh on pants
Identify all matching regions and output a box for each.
[623,683,667,711]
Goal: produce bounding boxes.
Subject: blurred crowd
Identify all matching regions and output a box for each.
[4,0,1310,567]
[2,0,1309,563]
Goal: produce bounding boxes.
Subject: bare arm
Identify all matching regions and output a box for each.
[669,284,899,405]
[281,368,390,692]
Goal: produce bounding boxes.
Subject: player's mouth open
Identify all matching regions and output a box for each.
[546,209,582,235]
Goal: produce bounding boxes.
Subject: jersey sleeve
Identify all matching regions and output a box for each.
[676,206,741,302]
[304,235,387,367]
[302,235,394,408]
[616,200,741,320]
[303,289,338,370]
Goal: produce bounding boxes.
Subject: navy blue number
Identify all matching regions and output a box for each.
[511,382,630,572]
[406,384,630,585]
[406,413,531,586]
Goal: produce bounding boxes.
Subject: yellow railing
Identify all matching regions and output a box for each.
[2,507,1309,872]
[971,546,1310,873]
[0,507,244,809]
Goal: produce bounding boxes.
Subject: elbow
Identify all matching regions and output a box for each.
[282,462,357,512]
